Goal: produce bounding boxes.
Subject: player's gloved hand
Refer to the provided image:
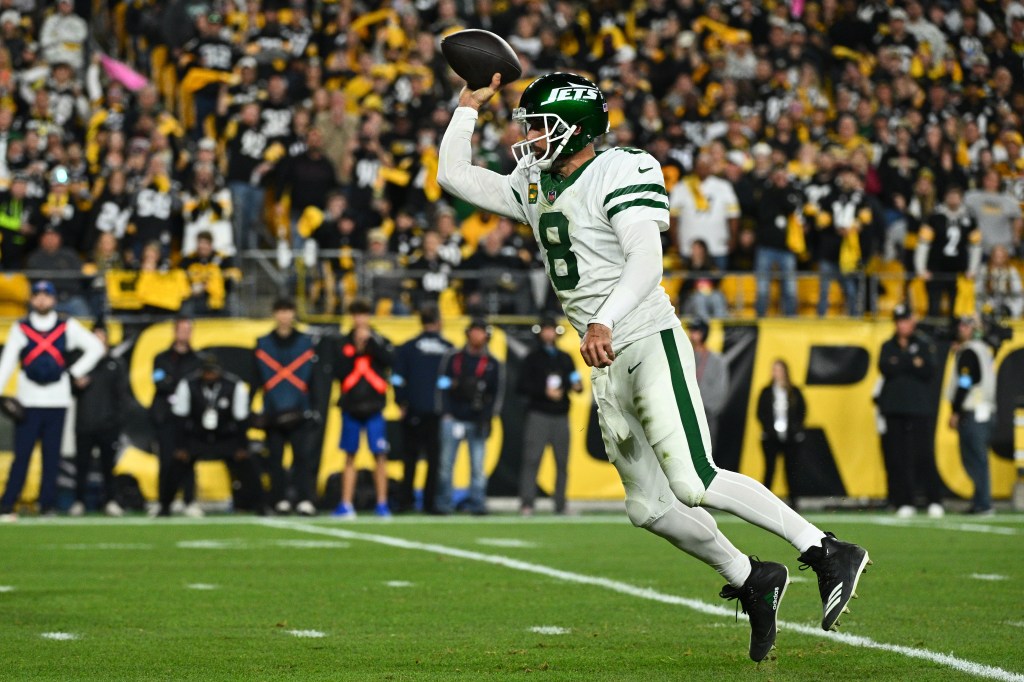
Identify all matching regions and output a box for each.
[458,73,502,111]
[580,323,615,368]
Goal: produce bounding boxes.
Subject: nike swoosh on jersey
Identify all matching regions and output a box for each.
[638,167,652,173]
[627,362,642,374]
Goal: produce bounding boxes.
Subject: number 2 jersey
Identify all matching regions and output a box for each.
[438,107,679,350]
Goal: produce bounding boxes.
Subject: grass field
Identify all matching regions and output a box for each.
[0,511,1022,681]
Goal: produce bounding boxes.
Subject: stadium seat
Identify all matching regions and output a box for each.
[719,274,757,318]
[0,273,29,318]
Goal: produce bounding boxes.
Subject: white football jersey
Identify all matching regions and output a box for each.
[487,147,679,349]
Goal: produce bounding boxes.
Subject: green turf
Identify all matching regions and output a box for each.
[0,513,1021,681]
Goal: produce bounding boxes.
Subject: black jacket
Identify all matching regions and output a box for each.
[336,330,392,419]
[438,347,504,423]
[756,384,806,442]
[151,346,201,424]
[876,332,937,417]
[517,343,579,416]
[393,331,454,416]
[75,353,128,433]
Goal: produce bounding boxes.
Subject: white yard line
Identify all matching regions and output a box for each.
[261,518,1024,682]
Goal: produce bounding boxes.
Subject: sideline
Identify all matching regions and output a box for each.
[259,518,1024,682]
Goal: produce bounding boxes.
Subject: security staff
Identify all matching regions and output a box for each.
[70,321,129,517]
[877,303,944,518]
[253,298,318,516]
[516,317,581,516]
[392,305,453,514]
[151,316,202,517]
[164,353,266,516]
[0,280,104,520]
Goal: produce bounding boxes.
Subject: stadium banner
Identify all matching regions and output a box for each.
[0,317,1022,507]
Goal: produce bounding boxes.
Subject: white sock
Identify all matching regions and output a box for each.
[646,500,752,588]
[701,469,826,553]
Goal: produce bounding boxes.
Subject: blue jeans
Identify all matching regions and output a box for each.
[755,247,797,317]
[229,181,266,251]
[817,260,861,317]
[958,413,992,512]
[436,417,488,514]
[1,407,66,513]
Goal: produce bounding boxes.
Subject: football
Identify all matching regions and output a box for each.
[440,29,523,90]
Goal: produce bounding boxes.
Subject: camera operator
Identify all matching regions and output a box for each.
[435,318,505,515]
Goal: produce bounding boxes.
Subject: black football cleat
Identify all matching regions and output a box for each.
[720,557,789,662]
[798,532,871,631]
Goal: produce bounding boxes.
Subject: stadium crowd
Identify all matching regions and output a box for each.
[0,0,1019,320]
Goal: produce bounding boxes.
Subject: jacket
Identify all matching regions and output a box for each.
[336,330,392,419]
[171,371,250,445]
[254,329,316,416]
[151,345,201,424]
[756,384,807,443]
[392,331,454,416]
[876,332,937,417]
[75,353,128,433]
[437,346,504,423]
[516,343,579,416]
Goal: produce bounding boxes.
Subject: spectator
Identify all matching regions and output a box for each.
[947,315,998,516]
[165,353,266,516]
[39,166,88,252]
[686,317,729,451]
[436,318,505,516]
[810,165,872,317]
[277,127,337,249]
[755,359,806,511]
[252,298,319,517]
[975,244,1023,318]
[460,222,529,315]
[180,231,240,317]
[392,305,453,513]
[69,321,127,517]
[181,161,234,257]
[964,169,1022,256]
[754,166,803,317]
[89,168,132,247]
[363,228,404,314]
[126,156,179,261]
[669,153,739,269]
[223,101,275,250]
[302,191,362,315]
[877,304,944,518]
[0,174,34,269]
[679,239,728,318]
[82,231,123,318]
[517,317,581,516]
[0,280,104,521]
[916,186,982,317]
[406,229,454,311]
[135,242,189,316]
[40,0,88,70]
[333,299,393,519]
[25,227,89,317]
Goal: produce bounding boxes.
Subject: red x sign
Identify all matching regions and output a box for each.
[20,322,66,368]
[256,348,314,392]
[341,355,389,394]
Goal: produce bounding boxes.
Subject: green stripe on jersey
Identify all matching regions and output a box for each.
[511,187,523,206]
[603,183,668,206]
[607,198,670,219]
[660,328,717,487]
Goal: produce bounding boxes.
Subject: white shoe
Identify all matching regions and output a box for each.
[0,512,18,523]
[896,505,916,519]
[183,502,205,518]
[170,499,186,515]
[68,501,86,517]
[104,500,124,517]
[275,500,292,515]
[926,503,944,519]
[295,500,316,516]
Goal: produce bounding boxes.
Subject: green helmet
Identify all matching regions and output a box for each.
[512,72,609,170]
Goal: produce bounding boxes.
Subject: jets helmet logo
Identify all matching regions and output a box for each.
[540,86,600,106]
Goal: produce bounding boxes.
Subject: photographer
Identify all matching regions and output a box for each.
[435,318,505,515]
[163,353,266,517]
[947,315,1005,516]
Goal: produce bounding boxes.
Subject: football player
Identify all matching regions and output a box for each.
[437,72,871,663]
